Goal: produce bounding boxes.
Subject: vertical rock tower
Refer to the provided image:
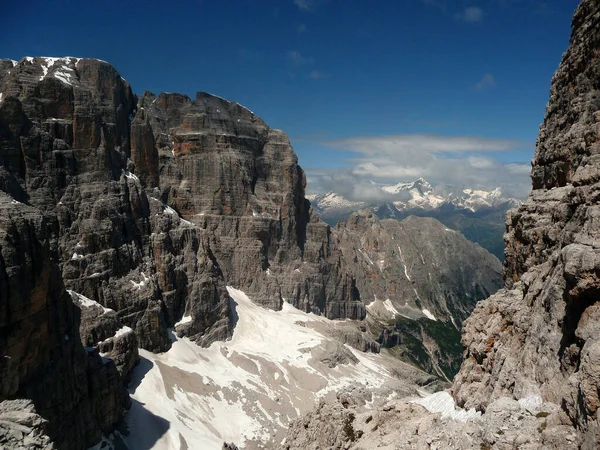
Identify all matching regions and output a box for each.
[453,0,600,445]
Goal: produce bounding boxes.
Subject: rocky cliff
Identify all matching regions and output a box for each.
[452,0,600,445]
[0,56,362,448]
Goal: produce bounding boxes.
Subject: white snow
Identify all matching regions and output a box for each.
[174,315,192,327]
[53,66,76,85]
[397,246,410,281]
[421,309,437,321]
[67,290,113,314]
[10,59,17,67]
[358,248,375,266]
[131,272,150,290]
[382,299,399,317]
[114,326,134,338]
[518,394,543,413]
[124,287,403,449]
[124,170,140,182]
[71,252,84,261]
[310,192,365,212]
[412,391,481,422]
[0,93,3,103]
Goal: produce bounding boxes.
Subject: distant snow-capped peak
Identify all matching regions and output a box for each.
[306,191,366,212]
[308,179,517,214]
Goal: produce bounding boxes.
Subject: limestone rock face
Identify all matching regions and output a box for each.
[0,55,363,447]
[0,195,127,449]
[452,0,600,445]
[336,212,501,324]
[0,400,55,450]
[334,211,502,379]
[134,90,363,319]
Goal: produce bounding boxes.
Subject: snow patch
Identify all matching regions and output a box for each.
[68,290,113,314]
[114,326,134,338]
[124,287,402,449]
[174,315,192,327]
[124,170,139,182]
[71,252,84,261]
[397,246,410,281]
[131,272,150,290]
[412,391,481,422]
[382,299,399,317]
[421,309,437,321]
[358,248,375,266]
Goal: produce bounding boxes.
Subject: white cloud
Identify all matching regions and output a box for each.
[456,6,484,22]
[287,50,314,66]
[305,134,533,200]
[326,134,518,155]
[297,23,307,34]
[309,70,323,79]
[475,73,496,90]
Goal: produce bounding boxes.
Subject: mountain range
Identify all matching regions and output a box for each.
[308,178,520,260]
[0,55,501,449]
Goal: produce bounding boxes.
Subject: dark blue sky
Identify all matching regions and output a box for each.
[2,0,579,197]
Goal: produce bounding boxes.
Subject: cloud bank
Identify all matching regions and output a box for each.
[305,133,533,201]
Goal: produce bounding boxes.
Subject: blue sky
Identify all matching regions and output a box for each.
[2,0,578,198]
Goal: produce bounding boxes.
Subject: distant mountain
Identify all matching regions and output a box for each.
[308,178,521,260]
[335,211,503,379]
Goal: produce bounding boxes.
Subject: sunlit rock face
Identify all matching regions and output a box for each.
[452,0,600,446]
[134,90,364,320]
[0,55,364,448]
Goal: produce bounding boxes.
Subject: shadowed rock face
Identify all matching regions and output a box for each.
[452,0,600,445]
[0,195,128,449]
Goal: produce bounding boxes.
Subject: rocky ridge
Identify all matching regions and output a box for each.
[309,179,519,260]
[453,1,600,444]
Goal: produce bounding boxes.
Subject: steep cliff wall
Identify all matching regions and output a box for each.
[0,56,363,448]
[452,0,600,445]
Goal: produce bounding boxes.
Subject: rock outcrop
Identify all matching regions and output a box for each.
[0,194,128,449]
[133,90,363,320]
[451,0,600,445]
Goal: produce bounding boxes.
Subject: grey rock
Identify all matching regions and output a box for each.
[451,0,600,447]
[335,211,502,379]
[0,194,128,449]
[0,400,54,449]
